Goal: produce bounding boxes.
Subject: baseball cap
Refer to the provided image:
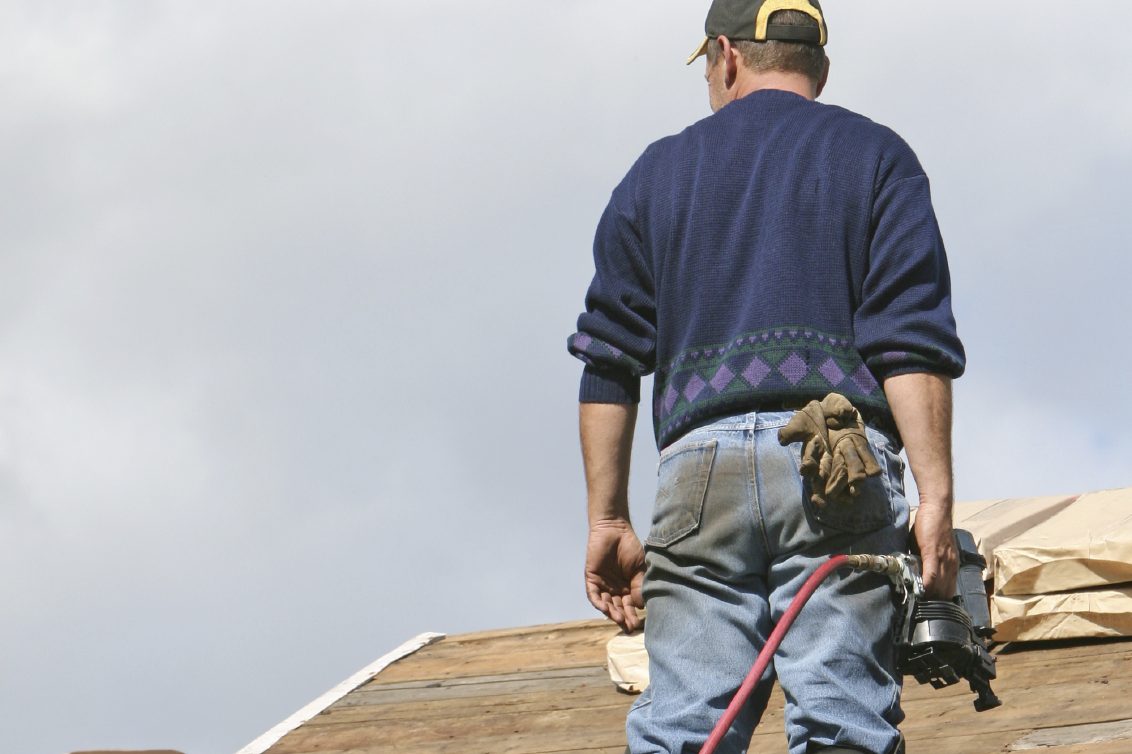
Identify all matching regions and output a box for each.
[686,0,827,65]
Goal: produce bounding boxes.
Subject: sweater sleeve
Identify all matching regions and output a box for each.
[567,164,656,404]
[854,147,966,382]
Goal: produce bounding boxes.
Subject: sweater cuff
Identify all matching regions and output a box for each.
[866,349,965,383]
[579,365,641,404]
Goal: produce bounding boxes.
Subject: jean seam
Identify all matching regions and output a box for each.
[748,427,775,558]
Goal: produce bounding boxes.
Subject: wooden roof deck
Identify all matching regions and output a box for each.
[260,619,1132,754]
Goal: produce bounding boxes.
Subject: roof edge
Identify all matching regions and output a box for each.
[235,631,446,754]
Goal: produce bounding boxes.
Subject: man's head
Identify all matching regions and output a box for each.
[690,0,830,112]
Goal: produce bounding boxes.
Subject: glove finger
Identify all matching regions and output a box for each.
[799,439,823,476]
[818,453,833,483]
[842,449,867,492]
[826,456,848,501]
[857,438,883,477]
[779,404,828,446]
[819,393,856,428]
[777,415,810,446]
[800,403,832,449]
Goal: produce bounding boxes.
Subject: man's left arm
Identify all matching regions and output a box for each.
[580,401,645,633]
[883,371,957,599]
[856,144,966,596]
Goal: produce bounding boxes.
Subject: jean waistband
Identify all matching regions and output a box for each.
[683,400,901,445]
[686,409,796,431]
[752,398,898,436]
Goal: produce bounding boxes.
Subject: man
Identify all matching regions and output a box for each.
[567,2,964,753]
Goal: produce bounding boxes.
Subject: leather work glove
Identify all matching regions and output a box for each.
[777,393,882,507]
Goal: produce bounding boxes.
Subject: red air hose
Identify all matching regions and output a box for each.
[700,554,851,754]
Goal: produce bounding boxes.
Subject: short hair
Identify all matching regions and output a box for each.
[706,10,827,82]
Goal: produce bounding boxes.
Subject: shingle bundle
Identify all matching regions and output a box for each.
[951,489,1132,642]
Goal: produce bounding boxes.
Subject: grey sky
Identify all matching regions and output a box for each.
[1,2,1130,753]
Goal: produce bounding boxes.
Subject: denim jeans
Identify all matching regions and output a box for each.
[626,411,910,754]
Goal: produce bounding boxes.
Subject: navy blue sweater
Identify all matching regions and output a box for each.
[568,90,965,449]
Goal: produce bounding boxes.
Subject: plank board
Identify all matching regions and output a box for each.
[262,620,1132,754]
[1009,718,1132,750]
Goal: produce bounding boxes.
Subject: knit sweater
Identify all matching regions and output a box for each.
[568,89,965,450]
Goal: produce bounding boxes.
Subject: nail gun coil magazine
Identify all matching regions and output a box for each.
[894,529,1002,712]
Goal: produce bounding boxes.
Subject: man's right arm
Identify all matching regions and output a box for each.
[883,371,957,599]
[569,160,655,633]
[580,401,645,633]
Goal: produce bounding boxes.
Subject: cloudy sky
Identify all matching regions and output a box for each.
[1,2,1130,753]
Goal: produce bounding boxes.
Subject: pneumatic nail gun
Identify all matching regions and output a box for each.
[848,529,1002,712]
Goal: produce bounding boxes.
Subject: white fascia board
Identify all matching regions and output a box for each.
[235,631,446,754]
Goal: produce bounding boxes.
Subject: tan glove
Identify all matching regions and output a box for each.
[778,393,882,507]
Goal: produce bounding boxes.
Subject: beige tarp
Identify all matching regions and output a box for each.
[945,495,1079,580]
[606,631,649,693]
[601,489,1131,653]
[992,586,1132,642]
[994,488,1132,596]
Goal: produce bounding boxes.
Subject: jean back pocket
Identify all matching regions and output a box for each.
[791,429,899,534]
[647,439,717,548]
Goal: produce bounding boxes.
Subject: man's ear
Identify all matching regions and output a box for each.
[719,35,739,88]
[816,56,830,97]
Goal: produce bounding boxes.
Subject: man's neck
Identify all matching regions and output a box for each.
[732,70,818,102]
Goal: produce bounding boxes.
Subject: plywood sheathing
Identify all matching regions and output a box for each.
[260,620,1132,754]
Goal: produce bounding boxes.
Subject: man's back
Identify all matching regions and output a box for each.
[573,90,962,448]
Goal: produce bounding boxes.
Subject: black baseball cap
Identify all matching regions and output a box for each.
[687,0,827,65]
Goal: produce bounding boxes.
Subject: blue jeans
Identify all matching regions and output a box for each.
[626,411,910,754]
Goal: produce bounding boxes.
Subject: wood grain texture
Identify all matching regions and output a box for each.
[261,619,1132,754]
[1008,718,1132,750]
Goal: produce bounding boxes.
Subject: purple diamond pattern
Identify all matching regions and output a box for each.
[818,358,846,386]
[851,364,879,394]
[683,375,707,402]
[710,365,735,393]
[742,357,771,387]
[651,329,886,448]
[572,333,592,351]
[778,353,808,385]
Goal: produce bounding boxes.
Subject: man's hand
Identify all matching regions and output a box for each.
[585,518,645,633]
[914,500,958,599]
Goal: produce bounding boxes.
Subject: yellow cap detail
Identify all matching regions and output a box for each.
[755,0,826,45]
[686,36,711,66]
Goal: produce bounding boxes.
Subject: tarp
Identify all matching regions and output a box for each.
[992,586,1132,641]
[947,494,1079,580]
[606,631,649,693]
[994,488,1132,596]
